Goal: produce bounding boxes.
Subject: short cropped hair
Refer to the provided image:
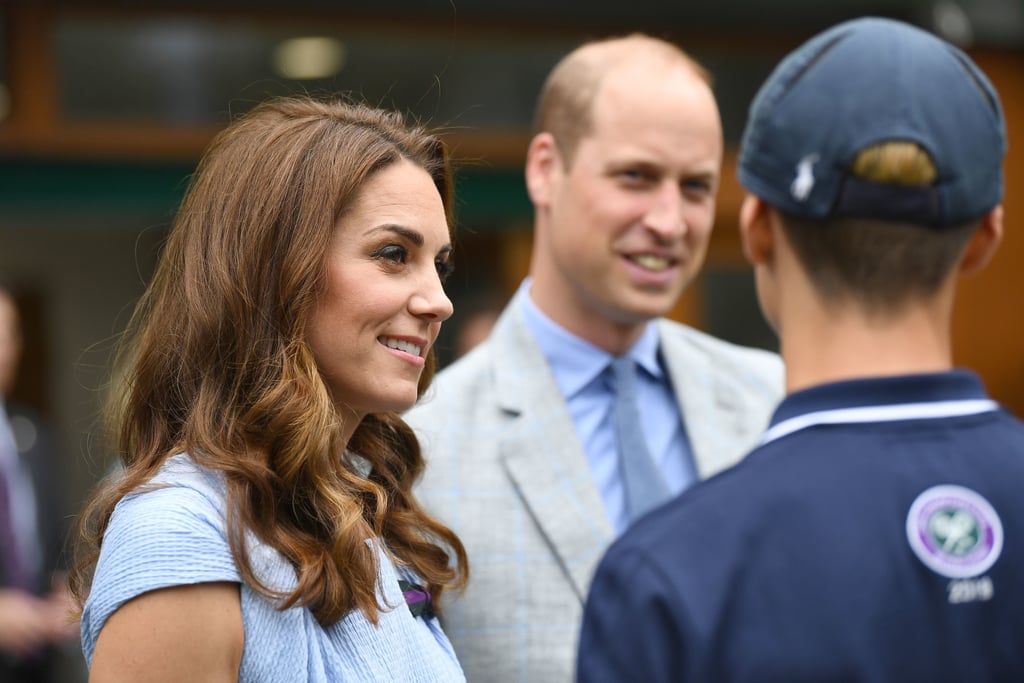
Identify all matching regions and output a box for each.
[779,141,977,314]
[532,33,711,166]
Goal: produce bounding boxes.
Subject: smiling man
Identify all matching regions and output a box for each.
[405,33,783,682]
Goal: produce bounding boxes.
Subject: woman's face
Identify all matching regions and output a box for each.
[307,158,453,425]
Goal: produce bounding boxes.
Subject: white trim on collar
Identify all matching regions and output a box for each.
[760,399,1000,446]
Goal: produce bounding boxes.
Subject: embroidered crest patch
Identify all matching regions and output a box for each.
[906,484,1003,579]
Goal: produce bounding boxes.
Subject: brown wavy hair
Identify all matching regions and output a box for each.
[70,97,468,626]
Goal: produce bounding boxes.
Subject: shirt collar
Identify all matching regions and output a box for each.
[518,278,663,399]
[769,370,992,429]
[760,370,998,446]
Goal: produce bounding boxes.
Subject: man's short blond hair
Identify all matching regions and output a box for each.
[532,33,711,165]
[780,141,976,315]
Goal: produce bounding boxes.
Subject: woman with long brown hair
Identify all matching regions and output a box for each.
[71,97,469,681]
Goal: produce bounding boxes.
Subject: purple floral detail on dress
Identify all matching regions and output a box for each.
[398,579,435,619]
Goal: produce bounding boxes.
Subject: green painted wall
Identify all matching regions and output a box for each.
[0,159,531,229]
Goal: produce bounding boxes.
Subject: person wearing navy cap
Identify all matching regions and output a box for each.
[577,16,1023,682]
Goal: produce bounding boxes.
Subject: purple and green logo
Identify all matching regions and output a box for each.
[906,484,1003,579]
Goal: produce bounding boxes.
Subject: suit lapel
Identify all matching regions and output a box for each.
[491,297,614,600]
[658,320,764,479]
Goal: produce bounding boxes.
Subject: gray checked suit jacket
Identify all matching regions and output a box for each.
[405,290,784,682]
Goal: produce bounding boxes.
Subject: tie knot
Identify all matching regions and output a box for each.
[610,356,637,395]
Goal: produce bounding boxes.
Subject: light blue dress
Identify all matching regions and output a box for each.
[81,454,465,682]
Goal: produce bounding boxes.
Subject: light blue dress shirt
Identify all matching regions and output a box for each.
[518,279,697,533]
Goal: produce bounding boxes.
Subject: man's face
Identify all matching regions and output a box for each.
[0,294,21,397]
[531,60,723,346]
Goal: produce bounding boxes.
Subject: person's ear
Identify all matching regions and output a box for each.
[525,132,560,208]
[959,205,1004,275]
[739,193,776,267]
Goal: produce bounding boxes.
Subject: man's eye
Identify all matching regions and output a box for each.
[373,245,408,264]
[619,169,654,183]
[682,179,713,194]
[436,259,455,282]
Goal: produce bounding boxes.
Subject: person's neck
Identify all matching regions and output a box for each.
[525,276,647,356]
[779,298,954,394]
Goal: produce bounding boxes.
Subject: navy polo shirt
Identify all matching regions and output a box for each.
[577,371,1024,683]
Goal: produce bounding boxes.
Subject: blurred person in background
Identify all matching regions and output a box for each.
[452,293,504,360]
[71,97,469,682]
[0,285,78,683]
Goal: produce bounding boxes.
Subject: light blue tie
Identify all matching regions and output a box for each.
[611,356,671,523]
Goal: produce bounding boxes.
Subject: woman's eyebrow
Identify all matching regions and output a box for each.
[370,224,424,247]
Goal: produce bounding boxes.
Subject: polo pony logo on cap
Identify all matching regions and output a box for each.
[906,484,1003,579]
[790,154,819,202]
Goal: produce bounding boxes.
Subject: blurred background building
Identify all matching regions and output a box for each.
[0,1,1020,633]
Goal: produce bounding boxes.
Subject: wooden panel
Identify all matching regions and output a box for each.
[951,49,1024,417]
[4,3,58,135]
[707,151,747,265]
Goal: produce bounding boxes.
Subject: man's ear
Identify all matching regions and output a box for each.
[525,132,560,208]
[959,205,1004,275]
[739,193,776,267]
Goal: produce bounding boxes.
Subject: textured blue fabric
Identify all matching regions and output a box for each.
[81,454,465,682]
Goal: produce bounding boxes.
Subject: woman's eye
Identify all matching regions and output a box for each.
[373,245,408,264]
[436,259,455,282]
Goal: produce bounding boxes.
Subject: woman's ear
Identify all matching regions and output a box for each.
[524,132,559,208]
[739,193,776,267]
[959,205,1004,276]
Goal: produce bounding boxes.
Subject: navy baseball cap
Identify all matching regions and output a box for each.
[738,17,1006,228]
